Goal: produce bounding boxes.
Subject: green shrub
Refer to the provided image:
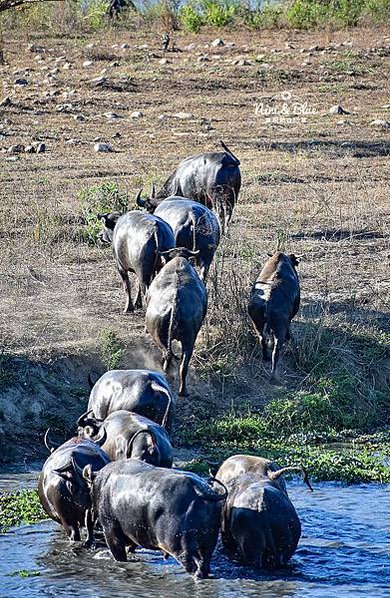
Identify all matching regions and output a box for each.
[365,0,390,20]
[240,2,282,28]
[78,182,128,245]
[100,329,125,371]
[285,0,329,28]
[180,2,204,31]
[203,0,236,26]
[83,0,110,29]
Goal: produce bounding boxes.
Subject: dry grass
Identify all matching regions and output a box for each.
[0,25,389,451]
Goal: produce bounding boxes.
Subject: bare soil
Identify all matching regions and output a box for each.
[0,25,389,461]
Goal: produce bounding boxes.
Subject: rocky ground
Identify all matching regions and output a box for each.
[0,26,389,463]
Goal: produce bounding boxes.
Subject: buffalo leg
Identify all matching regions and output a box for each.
[199,261,210,283]
[270,333,286,383]
[117,265,134,313]
[61,519,80,542]
[105,533,127,561]
[83,509,95,549]
[134,282,143,309]
[178,346,193,397]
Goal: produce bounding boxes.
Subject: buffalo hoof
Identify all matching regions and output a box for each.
[178,389,189,397]
[82,539,95,550]
[269,375,281,385]
[123,306,135,314]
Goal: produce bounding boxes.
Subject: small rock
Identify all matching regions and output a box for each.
[211,38,224,48]
[90,76,107,87]
[56,103,73,112]
[198,55,210,62]
[173,112,193,120]
[370,119,389,128]
[105,112,121,119]
[285,42,294,49]
[85,43,95,49]
[73,114,85,121]
[24,145,35,153]
[6,156,19,162]
[83,60,93,68]
[0,97,12,107]
[94,142,112,153]
[63,62,71,70]
[14,78,28,86]
[65,138,80,145]
[120,43,130,49]
[255,54,266,61]
[4,118,12,125]
[185,43,196,51]
[130,111,143,118]
[138,44,148,50]
[8,144,25,154]
[329,105,349,115]
[159,58,170,65]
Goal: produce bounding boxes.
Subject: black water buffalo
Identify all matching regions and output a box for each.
[145,248,207,397]
[78,410,173,467]
[80,459,227,578]
[136,141,241,233]
[248,252,301,382]
[154,197,220,282]
[216,455,312,569]
[98,207,175,311]
[37,433,110,546]
[87,369,175,430]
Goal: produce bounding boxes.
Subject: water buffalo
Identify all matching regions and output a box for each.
[145,248,208,396]
[86,369,175,430]
[136,141,241,233]
[80,459,227,578]
[78,410,173,467]
[154,197,220,282]
[98,207,175,311]
[248,252,301,382]
[37,432,110,546]
[216,455,312,569]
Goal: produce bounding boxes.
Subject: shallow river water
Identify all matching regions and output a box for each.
[0,468,389,598]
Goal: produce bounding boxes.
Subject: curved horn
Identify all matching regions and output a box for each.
[44,428,59,453]
[150,381,173,429]
[207,476,228,501]
[77,410,95,428]
[128,429,156,457]
[135,188,145,207]
[151,182,156,198]
[269,466,313,492]
[93,426,107,447]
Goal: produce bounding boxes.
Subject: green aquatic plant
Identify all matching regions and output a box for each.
[0,490,47,533]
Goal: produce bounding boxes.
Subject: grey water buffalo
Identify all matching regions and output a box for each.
[87,369,175,430]
[80,459,227,578]
[216,455,312,569]
[37,432,110,546]
[78,410,173,467]
[154,197,220,282]
[136,141,241,233]
[248,252,301,382]
[145,248,208,396]
[98,207,175,311]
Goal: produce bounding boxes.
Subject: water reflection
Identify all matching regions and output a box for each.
[0,481,389,598]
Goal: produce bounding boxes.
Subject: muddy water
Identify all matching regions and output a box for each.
[0,469,389,598]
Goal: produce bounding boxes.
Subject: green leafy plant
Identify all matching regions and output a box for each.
[78,182,128,245]
[180,2,204,31]
[0,490,46,533]
[100,328,125,371]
